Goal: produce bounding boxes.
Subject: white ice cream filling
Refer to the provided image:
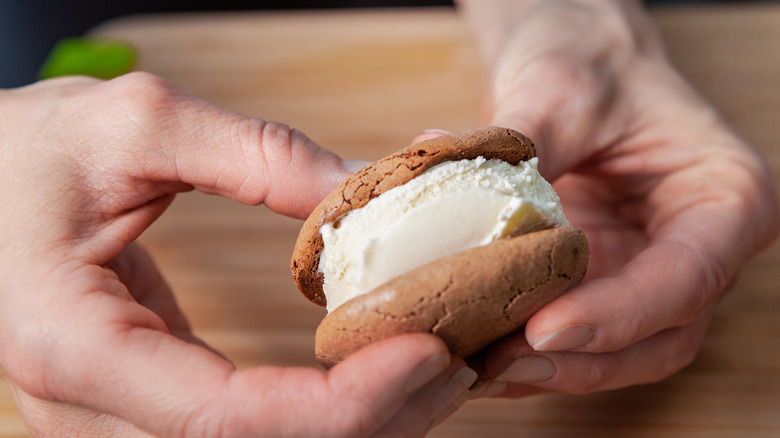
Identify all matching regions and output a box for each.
[319,156,569,313]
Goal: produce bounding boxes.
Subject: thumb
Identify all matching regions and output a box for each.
[323,334,475,437]
[227,334,471,437]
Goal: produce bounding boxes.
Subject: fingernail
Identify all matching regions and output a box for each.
[532,325,594,351]
[404,353,450,394]
[412,129,451,145]
[495,355,556,383]
[431,367,477,422]
[469,380,508,399]
[340,158,368,174]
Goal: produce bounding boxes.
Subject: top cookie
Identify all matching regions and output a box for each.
[290,127,537,306]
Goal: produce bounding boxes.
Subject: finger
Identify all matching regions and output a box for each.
[105,243,219,353]
[106,242,189,334]
[525,240,719,354]
[325,335,475,438]
[2,263,240,436]
[5,262,461,438]
[487,56,620,182]
[409,129,450,145]
[71,72,352,219]
[221,334,467,437]
[372,356,475,438]
[328,129,450,184]
[465,345,547,400]
[323,334,450,435]
[484,308,713,395]
[527,154,777,355]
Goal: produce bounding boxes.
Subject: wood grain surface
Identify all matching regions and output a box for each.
[2,5,779,437]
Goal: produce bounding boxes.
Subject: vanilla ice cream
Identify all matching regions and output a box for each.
[319,156,569,313]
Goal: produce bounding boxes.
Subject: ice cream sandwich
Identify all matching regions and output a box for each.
[291,127,589,368]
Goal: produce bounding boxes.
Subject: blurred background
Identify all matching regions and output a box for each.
[0,0,772,88]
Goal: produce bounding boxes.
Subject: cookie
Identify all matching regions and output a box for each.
[289,127,588,368]
[291,127,537,306]
[314,226,588,368]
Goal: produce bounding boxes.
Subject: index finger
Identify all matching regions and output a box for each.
[64,72,352,219]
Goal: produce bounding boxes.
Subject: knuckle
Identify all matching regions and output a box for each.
[1,326,54,401]
[677,246,727,326]
[619,307,648,351]
[257,121,309,176]
[567,361,614,395]
[222,117,269,204]
[105,72,181,125]
[323,396,376,438]
[259,120,293,149]
[657,325,707,381]
[676,332,704,370]
[110,71,172,95]
[591,278,651,353]
[322,377,381,438]
[40,75,103,90]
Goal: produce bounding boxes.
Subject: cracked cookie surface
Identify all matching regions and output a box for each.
[291,127,536,306]
[314,226,588,368]
[288,127,588,369]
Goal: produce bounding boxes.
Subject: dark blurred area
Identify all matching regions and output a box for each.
[0,0,772,88]
[0,0,454,87]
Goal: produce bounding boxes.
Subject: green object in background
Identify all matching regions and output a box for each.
[38,37,136,80]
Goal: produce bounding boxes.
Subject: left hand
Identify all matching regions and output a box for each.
[0,73,472,437]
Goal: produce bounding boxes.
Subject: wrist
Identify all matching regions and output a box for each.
[458,0,668,179]
[457,0,653,68]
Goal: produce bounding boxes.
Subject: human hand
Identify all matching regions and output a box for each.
[456,0,780,397]
[0,73,476,437]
